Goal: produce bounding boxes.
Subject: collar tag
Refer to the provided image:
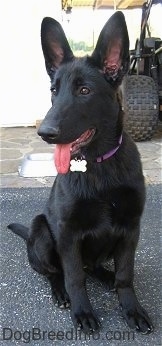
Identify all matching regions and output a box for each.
[70,158,87,172]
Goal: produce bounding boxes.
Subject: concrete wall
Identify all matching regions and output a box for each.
[0,0,61,126]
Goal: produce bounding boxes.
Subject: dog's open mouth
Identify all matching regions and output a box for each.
[54,129,95,174]
[71,129,96,155]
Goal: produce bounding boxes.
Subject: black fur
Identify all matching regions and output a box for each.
[8,12,153,334]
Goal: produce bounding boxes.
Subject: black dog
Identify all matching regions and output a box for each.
[8,12,153,334]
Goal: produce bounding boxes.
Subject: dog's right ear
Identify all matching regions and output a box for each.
[41,17,74,80]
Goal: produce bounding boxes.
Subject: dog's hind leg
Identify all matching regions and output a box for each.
[8,214,70,309]
[29,214,70,308]
[48,273,70,309]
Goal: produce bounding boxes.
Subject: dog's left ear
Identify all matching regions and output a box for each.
[41,17,74,80]
[92,11,129,87]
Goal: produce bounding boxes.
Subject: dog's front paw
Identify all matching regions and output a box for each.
[121,304,154,334]
[71,307,100,333]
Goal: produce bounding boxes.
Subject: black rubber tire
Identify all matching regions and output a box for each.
[123,75,159,141]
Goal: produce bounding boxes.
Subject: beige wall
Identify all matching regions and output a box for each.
[1,2,161,127]
[0,0,61,127]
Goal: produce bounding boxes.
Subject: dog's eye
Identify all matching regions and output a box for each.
[80,87,90,95]
[51,87,57,95]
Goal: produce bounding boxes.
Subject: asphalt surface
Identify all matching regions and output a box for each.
[0,186,161,346]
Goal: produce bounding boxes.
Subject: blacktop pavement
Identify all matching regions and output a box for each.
[0,125,162,345]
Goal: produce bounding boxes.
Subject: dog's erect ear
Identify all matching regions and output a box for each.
[92,11,129,87]
[41,17,74,79]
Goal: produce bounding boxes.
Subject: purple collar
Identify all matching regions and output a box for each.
[96,134,123,163]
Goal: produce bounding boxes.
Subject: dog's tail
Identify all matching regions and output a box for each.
[7,223,29,241]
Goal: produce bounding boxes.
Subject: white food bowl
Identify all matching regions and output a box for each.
[18,153,57,177]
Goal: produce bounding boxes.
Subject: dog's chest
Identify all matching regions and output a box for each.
[69,198,111,232]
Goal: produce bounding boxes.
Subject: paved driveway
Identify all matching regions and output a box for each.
[1,184,161,346]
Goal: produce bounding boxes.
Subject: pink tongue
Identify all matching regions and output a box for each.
[54,143,72,174]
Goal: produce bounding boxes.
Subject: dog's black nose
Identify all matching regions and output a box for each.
[37,126,60,142]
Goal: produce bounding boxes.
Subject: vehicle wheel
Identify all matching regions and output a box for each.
[122,75,159,141]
